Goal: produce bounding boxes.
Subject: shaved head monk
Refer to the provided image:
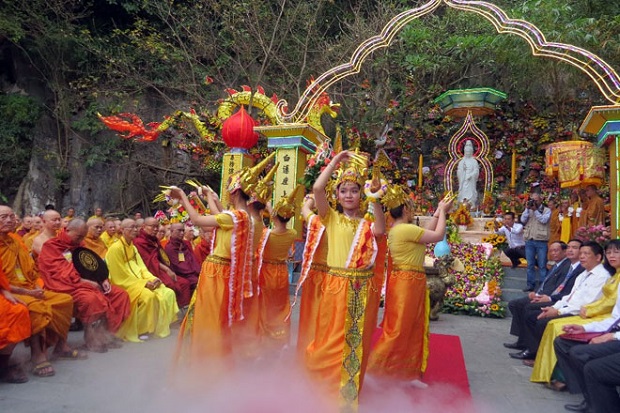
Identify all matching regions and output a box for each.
[100,219,118,248]
[83,218,107,258]
[22,215,43,251]
[105,219,179,342]
[133,217,192,308]
[164,223,200,297]
[32,209,62,257]
[0,206,76,377]
[38,219,130,353]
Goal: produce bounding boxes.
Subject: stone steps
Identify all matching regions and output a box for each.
[502,267,528,303]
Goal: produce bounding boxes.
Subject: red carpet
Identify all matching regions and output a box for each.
[370,328,470,396]
[425,333,471,396]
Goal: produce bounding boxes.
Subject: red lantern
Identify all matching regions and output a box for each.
[221,106,259,149]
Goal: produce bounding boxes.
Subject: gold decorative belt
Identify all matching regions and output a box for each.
[392,264,425,273]
[262,259,286,265]
[206,255,231,264]
[310,263,329,272]
[327,266,374,279]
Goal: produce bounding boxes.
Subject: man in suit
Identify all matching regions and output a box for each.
[510,241,610,361]
[505,240,582,351]
[554,266,620,413]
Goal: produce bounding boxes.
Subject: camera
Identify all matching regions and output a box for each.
[527,199,536,208]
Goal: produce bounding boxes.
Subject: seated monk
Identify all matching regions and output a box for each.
[0,261,31,384]
[22,215,43,251]
[100,219,119,248]
[133,218,191,308]
[193,226,213,264]
[106,219,179,342]
[83,218,108,258]
[17,214,32,237]
[164,223,201,295]
[38,219,131,353]
[0,206,79,377]
[31,209,62,258]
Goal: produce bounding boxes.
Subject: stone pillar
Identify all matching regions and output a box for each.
[256,124,327,236]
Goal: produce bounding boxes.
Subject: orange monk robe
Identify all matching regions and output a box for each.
[38,230,130,332]
[584,194,606,227]
[22,230,39,251]
[83,235,108,259]
[549,208,562,244]
[0,260,31,349]
[0,233,73,346]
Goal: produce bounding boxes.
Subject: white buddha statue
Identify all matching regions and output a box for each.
[456,140,480,207]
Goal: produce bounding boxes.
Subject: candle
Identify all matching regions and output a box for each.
[510,150,516,188]
[418,154,423,189]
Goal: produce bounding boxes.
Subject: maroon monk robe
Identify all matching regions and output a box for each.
[193,238,211,265]
[133,230,191,307]
[38,230,130,332]
[164,237,200,292]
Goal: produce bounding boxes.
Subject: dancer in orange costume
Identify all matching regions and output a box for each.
[258,185,301,353]
[367,186,453,387]
[306,150,386,411]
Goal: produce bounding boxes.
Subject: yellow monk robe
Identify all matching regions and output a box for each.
[570,202,581,239]
[305,208,379,410]
[367,224,429,380]
[296,214,328,357]
[549,208,561,244]
[100,232,119,248]
[560,215,571,243]
[258,228,296,347]
[530,271,620,383]
[175,211,252,364]
[0,258,31,349]
[106,237,178,342]
[232,216,265,358]
[0,233,73,346]
[83,235,108,259]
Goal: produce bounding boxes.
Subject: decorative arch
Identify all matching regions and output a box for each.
[277,0,620,124]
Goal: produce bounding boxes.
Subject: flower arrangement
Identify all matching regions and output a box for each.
[452,202,473,227]
[300,141,333,191]
[427,241,505,318]
[574,224,612,245]
[480,191,495,215]
[481,233,508,250]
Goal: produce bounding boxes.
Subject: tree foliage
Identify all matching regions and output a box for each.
[0,0,619,211]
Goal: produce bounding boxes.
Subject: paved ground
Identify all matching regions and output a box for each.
[1,281,584,412]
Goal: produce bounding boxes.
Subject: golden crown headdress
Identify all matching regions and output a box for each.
[273,184,304,219]
[381,184,411,210]
[249,162,279,205]
[333,150,368,188]
[227,152,276,194]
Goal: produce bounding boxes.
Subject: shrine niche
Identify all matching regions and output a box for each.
[444,112,494,211]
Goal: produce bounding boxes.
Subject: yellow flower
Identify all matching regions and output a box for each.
[468,275,476,281]
[490,304,500,311]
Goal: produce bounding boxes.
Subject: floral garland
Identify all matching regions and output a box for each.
[427,242,505,318]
